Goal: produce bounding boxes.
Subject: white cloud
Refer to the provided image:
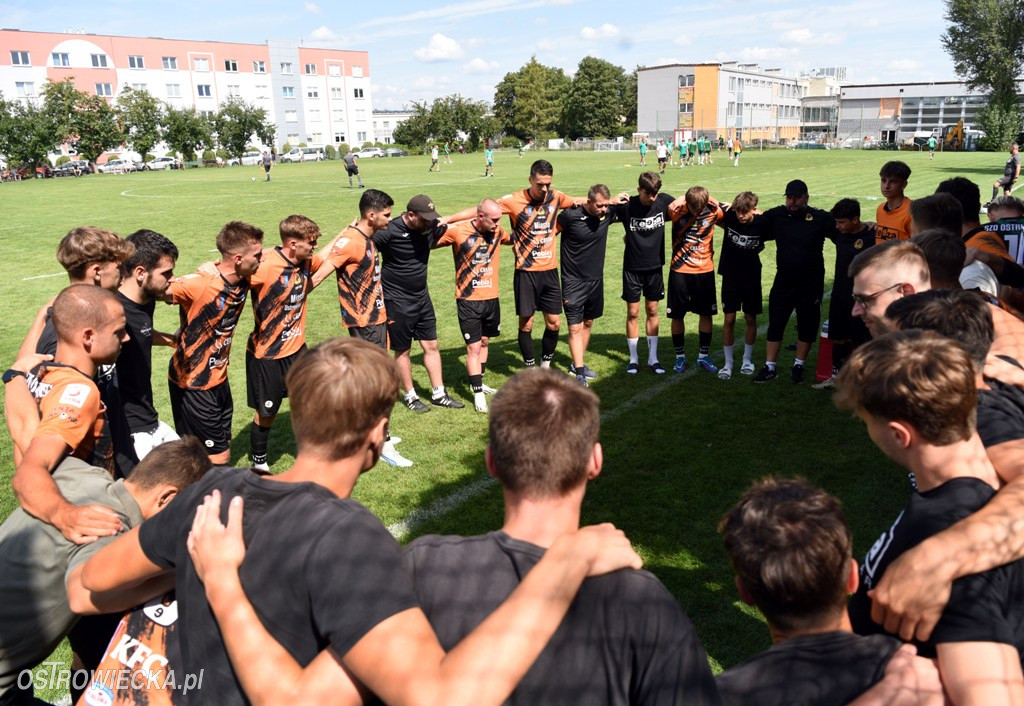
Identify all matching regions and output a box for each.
[413,75,453,90]
[536,39,558,51]
[548,0,574,5]
[780,27,844,45]
[310,25,337,41]
[463,57,500,73]
[465,37,486,48]
[360,0,548,28]
[736,46,801,61]
[304,2,320,13]
[890,59,920,72]
[580,23,620,40]
[414,34,465,62]
[674,35,691,47]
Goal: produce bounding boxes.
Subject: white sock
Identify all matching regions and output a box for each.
[404,389,417,401]
[647,336,659,364]
[627,337,639,364]
[431,386,445,398]
[744,343,755,364]
[766,361,777,371]
[794,358,805,367]
[723,345,734,369]
[540,360,551,369]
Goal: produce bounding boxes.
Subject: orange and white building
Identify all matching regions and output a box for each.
[0,28,374,153]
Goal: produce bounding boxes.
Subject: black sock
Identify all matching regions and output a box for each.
[518,330,535,365]
[541,328,558,361]
[250,423,271,465]
[832,342,851,372]
[994,186,1000,200]
[672,333,686,356]
[480,362,487,376]
[469,373,483,393]
[698,330,711,356]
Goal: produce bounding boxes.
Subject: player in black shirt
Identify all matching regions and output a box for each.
[609,171,683,374]
[715,192,766,379]
[718,477,937,705]
[556,184,617,387]
[372,195,464,411]
[812,199,875,390]
[405,368,720,705]
[81,339,646,705]
[837,331,1024,705]
[116,230,181,459]
[753,179,836,384]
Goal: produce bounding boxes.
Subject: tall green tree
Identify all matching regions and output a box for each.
[0,93,59,168]
[41,78,123,161]
[116,86,163,164]
[213,98,275,160]
[392,102,432,148]
[163,105,212,161]
[623,68,639,134]
[943,0,1024,149]
[561,56,627,139]
[493,57,569,143]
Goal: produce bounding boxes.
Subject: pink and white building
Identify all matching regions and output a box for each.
[0,28,374,153]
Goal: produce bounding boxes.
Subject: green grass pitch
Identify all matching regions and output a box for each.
[0,147,1001,698]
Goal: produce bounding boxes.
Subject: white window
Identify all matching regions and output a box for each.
[283,86,294,98]
[200,110,216,118]
[383,121,389,128]
[309,109,321,122]
[131,83,147,91]
[357,131,367,142]
[128,55,144,69]
[15,82,34,97]
[352,66,363,78]
[353,88,364,99]
[11,50,29,66]
[678,102,693,114]
[727,101,735,116]
[166,83,181,98]
[307,87,319,99]
[332,109,344,121]
[197,84,212,97]
[194,57,209,72]
[287,132,299,142]
[225,59,238,72]
[304,63,316,75]
[95,83,113,97]
[227,84,240,97]
[163,56,177,70]
[281,62,292,74]
[328,65,341,76]
[678,74,694,87]
[330,87,343,99]
[91,54,108,68]
[52,52,69,67]
[334,131,346,143]
[253,60,266,73]
[285,110,298,122]
[309,132,323,143]
[355,108,367,119]
[255,84,269,98]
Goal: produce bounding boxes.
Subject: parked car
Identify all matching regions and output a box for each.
[384,148,408,157]
[145,156,178,170]
[355,147,385,159]
[281,147,324,163]
[96,159,136,174]
[227,151,263,166]
[54,160,94,177]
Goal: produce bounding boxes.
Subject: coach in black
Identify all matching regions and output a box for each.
[556,184,616,387]
[373,194,464,411]
[753,179,835,384]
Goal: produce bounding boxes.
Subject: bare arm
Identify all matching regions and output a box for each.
[188,492,642,706]
[870,473,1024,641]
[16,302,53,360]
[986,439,1024,485]
[152,328,180,347]
[936,642,1024,706]
[66,563,174,615]
[4,352,52,459]
[13,437,122,543]
[311,259,338,288]
[80,525,168,593]
[846,645,946,706]
[446,206,478,224]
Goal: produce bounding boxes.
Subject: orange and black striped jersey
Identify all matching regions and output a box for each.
[27,363,112,474]
[875,199,913,242]
[326,226,386,328]
[168,270,250,390]
[435,221,511,300]
[963,226,1016,263]
[498,189,575,271]
[247,248,323,359]
[671,204,724,274]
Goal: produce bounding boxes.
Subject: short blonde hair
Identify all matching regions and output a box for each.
[286,338,400,460]
[56,227,134,279]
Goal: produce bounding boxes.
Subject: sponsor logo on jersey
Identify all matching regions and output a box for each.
[58,383,91,408]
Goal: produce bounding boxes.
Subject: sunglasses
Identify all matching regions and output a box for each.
[852,282,903,306]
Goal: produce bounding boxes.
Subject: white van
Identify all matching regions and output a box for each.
[282,147,324,163]
[228,151,263,166]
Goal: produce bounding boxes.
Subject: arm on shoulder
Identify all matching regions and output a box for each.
[17,302,53,360]
[937,641,1024,706]
[846,645,945,706]
[79,526,167,594]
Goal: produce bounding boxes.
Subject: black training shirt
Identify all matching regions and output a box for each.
[611,193,676,272]
[829,225,876,303]
[717,210,766,279]
[372,214,447,299]
[115,292,159,433]
[762,205,836,276]
[557,205,615,281]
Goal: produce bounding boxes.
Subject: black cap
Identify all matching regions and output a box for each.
[407,195,440,220]
[785,179,808,197]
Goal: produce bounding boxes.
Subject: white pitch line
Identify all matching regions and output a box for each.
[386,290,834,541]
[21,272,65,281]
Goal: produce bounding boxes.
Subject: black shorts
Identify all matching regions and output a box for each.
[561,278,603,325]
[657,157,667,165]
[348,322,388,349]
[457,298,501,344]
[622,268,664,303]
[246,348,304,416]
[766,278,824,342]
[513,269,562,316]
[263,163,271,172]
[721,272,763,315]
[387,295,437,351]
[667,271,718,318]
[827,297,871,345]
[169,380,233,454]
[999,175,1015,189]
[346,165,359,176]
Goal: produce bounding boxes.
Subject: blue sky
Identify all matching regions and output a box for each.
[2,0,956,108]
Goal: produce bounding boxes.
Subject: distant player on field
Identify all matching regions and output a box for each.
[875,161,913,242]
[484,145,494,177]
[991,143,1021,204]
[638,138,647,166]
[656,140,668,174]
[429,144,440,172]
[928,135,937,159]
[716,192,766,379]
[342,149,364,189]
[733,138,742,167]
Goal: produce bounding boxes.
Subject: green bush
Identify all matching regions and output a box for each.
[337,143,350,156]
[325,145,337,160]
[298,142,308,148]
[55,156,70,166]
[165,151,177,158]
[202,149,216,165]
[501,137,520,149]
[144,153,155,163]
[282,142,292,154]
[362,141,374,149]
[216,149,229,161]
